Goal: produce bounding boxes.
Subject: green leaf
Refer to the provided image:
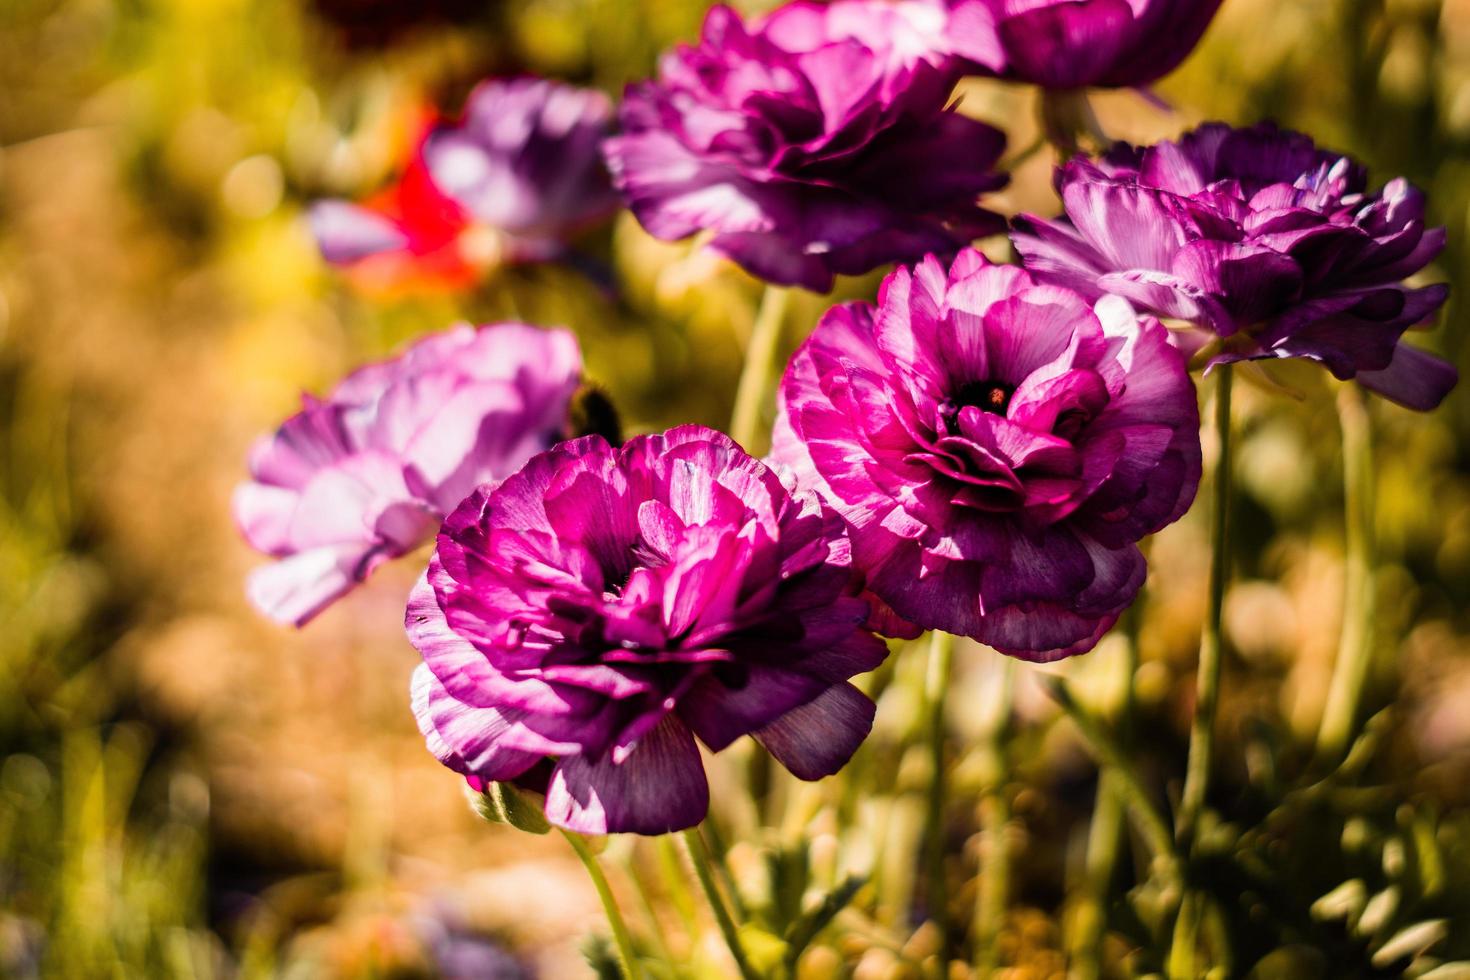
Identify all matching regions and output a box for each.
[1373,920,1448,968]
[469,781,551,835]
[1310,879,1366,925]
[1356,884,1401,937]
[783,875,867,964]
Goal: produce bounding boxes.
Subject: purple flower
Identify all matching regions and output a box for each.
[603,1,1007,292]
[773,248,1201,659]
[408,425,887,835]
[1012,123,1457,409]
[310,78,618,288]
[234,323,581,626]
[943,0,1224,89]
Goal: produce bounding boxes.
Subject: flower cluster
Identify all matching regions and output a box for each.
[604,1,1008,292]
[774,249,1200,658]
[234,323,581,625]
[237,0,1458,839]
[311,78,618,289]
[1013,123,1457,409]
[409,426,887,834]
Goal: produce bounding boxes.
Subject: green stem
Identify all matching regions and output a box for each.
[561,829,642,980]
[972,658,1016,978]
[1070,601,1142,979]
[655,835,699,934]
[1316,384,1376,766]
[1037,90,1107,156]
[1176,366,1233,852]
[1070,771,1125,980]
[682,827,761,980]
[1166,891,1201,980]
[623,845,676,965]
[1043,678,1183,893]
[701,818,748,920]
[729,285,791,454]
[922,630,956,965]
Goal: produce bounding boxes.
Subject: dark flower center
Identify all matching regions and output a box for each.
[603,536,671,599]
[940,380,1014,432]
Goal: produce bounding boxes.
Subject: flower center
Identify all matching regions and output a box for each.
[603,538,670,600]
[940,380,1014,432]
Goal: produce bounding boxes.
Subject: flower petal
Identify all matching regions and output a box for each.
[544,715,709,835]
[754,682,875,780]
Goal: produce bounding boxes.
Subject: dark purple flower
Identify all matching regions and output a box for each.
[773,248,1201,659]
[943,0,1224,89]
[310,79,618,288]
[603,1,1007,292]
[234,323,581,626]
[1012,122,1457,409]
[408,425,888,834]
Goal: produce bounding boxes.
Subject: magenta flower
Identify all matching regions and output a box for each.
[408,425,888,835]
[234,323,581,626]
[943,0,1224,89]
[310,78,618,289]
[603,1,1007,292]
[773,249,1200,659]
[1012,123,1457,409]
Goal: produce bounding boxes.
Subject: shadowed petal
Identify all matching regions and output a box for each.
[754,682,875,780]
[545,715,710,835]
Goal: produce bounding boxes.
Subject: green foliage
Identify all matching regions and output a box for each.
[470,783,552,836]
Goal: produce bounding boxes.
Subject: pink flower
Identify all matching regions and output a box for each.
[774,249,1201,659]
[234,323,581,625]
[604,1,1007,292]
[409,426,888,834]
[1012,123,1456,409]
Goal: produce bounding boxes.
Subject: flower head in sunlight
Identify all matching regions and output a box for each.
[773,248,1200,659]
[408,425,888,835]
[310,78,619,290]
[603,1,1007,292]
[234,323,582,626]
[942,0,1224,89]
[1012,122,1457,409]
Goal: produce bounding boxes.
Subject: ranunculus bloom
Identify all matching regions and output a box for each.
[943,0,1224,89]
[408,425,888,834]
[604,1,1007,292]
[310,78,618,289]
[773,248,1201,659]
[234,323,581,626]
[1012,123,1457,410]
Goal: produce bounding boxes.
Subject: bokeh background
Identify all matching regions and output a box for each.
[2,0,1468,976]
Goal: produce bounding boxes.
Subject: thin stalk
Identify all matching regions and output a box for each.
[1070,771,1125,980]
[682,827,761,980]
[1037,90,1108,155]
[1316,384,1376,766]
[699,819,748,919]
[922,630,956,964]
[1043,678,1183,893]
[655,835,699,934]
[1166,891,1201,980]
[729,285,791,454]
[972,658,1016,978]
[1176,366,1233,852]
[1070,601,1143,979]
[561,829,642,980]
[623,844,676,964]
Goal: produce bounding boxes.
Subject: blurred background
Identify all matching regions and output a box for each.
[1,0,1468,976]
